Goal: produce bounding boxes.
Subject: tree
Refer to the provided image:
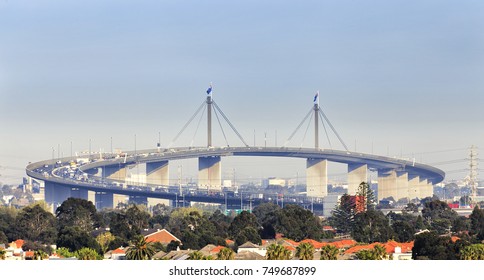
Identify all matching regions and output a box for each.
[15,204,57,244]
[274,204,323,241]
[352,209,393,243]
[356,182,376,211]
[188,251,212,260]
[125,235,155,260]
[320,245,339,260]
[55,247,75,258]
[33,250,49,260]
[459,244,484,260]
[412,232,457,260]
[355,245,387,260]
[96,232,115,254]
[228,211,259,238]
[253,203,280,239]
[57,226,101,253]
[266,243,291,260]
[469,206,484,240]
[0,206,17,241]
[296,242,315,260]
[0,248,6,260]
[216,247,235,260]
[56,198,99,232]
[75,247,102,260]
[329,194,355,234]
[234,227,261,247]
[421,199,458,235]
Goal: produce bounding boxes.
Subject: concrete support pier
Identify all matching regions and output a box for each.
[347,163,368,195]
[103,165,127,181]
[146,161,169,186]
[419,179,433,199]
[408,175,420,200]
[198,156,221,191]
[395,171,409,201]
[44,182,72,211]
[377,169,397,201]
[71,188,96,205]
[306,159,328,198]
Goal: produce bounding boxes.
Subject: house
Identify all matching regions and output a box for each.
[104,247,126,260]
[234,251,265,260]
[199,245,226,258]
[343,241,415,260]
[152,249,191,260]
[142,229,182,245]
[237,241,266,256]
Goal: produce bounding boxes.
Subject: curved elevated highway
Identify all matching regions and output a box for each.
[26,146,445,212]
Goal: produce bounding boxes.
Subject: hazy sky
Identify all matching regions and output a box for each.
[1,0,483,185]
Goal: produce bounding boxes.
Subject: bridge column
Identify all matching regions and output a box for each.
[306,159,328,198]
[377,169,397,202]
[94,192,129,209]
[419,179,433,199]
[347,163,368,195]
[129,195,148,205]
[198,156,222,191]
[103,165,127,181]
[146,161,169,186]
[408,175,420,201]
[44,182,72,212]
[395,171,409,202]
[71,188,96,205]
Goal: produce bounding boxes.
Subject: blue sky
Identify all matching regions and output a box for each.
[1,0,483,184]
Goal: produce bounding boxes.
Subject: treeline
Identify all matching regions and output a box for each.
[0,197,332,258]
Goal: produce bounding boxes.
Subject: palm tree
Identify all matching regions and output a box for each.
[372,244,388,260]
[126,235,156,260]
[33,250,49,260]
[296,242,315,260]
[217,247,235,260]
[266,243,292,260]
[0,248,6,260]
[460,244,484,260]
[320,245,339,260]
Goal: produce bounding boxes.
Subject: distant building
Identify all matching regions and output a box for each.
[262,177,286,188]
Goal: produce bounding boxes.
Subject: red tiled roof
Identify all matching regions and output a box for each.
[210,246,226,254]
[145,229,181,244]
[299,239,326,249]
[13,239,24,249]
[284,239,299,247]
[24,251,34,258]
[344,241,415,255]
[226,239,235,245]
[285,245,296,251]
[330,239,357,249]
[112,248,126,254]
[451,236,460,243]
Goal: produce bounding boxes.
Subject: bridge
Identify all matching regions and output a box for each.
[25,86,445,212]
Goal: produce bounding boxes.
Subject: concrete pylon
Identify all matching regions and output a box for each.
[198,156,221,191]
[103,165,127,181]
[419,178,433,199]
[146,161,169,186]
[44,182,71,212]
[408,175,420,201]
[377,169,397,201]
[347,163,368,195]
[395,171,409,202]
[71,188,96,205]
[94,192,128,209]
[306,159,328,198]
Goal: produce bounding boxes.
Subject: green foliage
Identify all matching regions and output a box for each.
[216,247,235,260]
[57,226,101,253]
[32,250,49,260]
[387,212,418,242]
[421,199,458,234]
[56,247,75,258]
[266,243,292,260]
[56,198,99,232]
[253,203,280,239]
[352,209,393,243]
[412,232,458,260]
[329,194,355,234]
[355,244,388,260]
[459,244,484,260]
[22,240,53,255]
[75,247,102,260]
[188,251,213,260]
[469,206,484,240]
[356,182,376,211]
[96,232,115,254]
[274,204,323,242]
[125,235,155,260]
[15,204,57,244]
[0,248,6,260]
[320,245,339,260]
[296,242,315,260]
[234,227,261,247]
[228,211,259,238]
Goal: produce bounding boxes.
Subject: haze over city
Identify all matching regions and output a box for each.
[1,0,483,186]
